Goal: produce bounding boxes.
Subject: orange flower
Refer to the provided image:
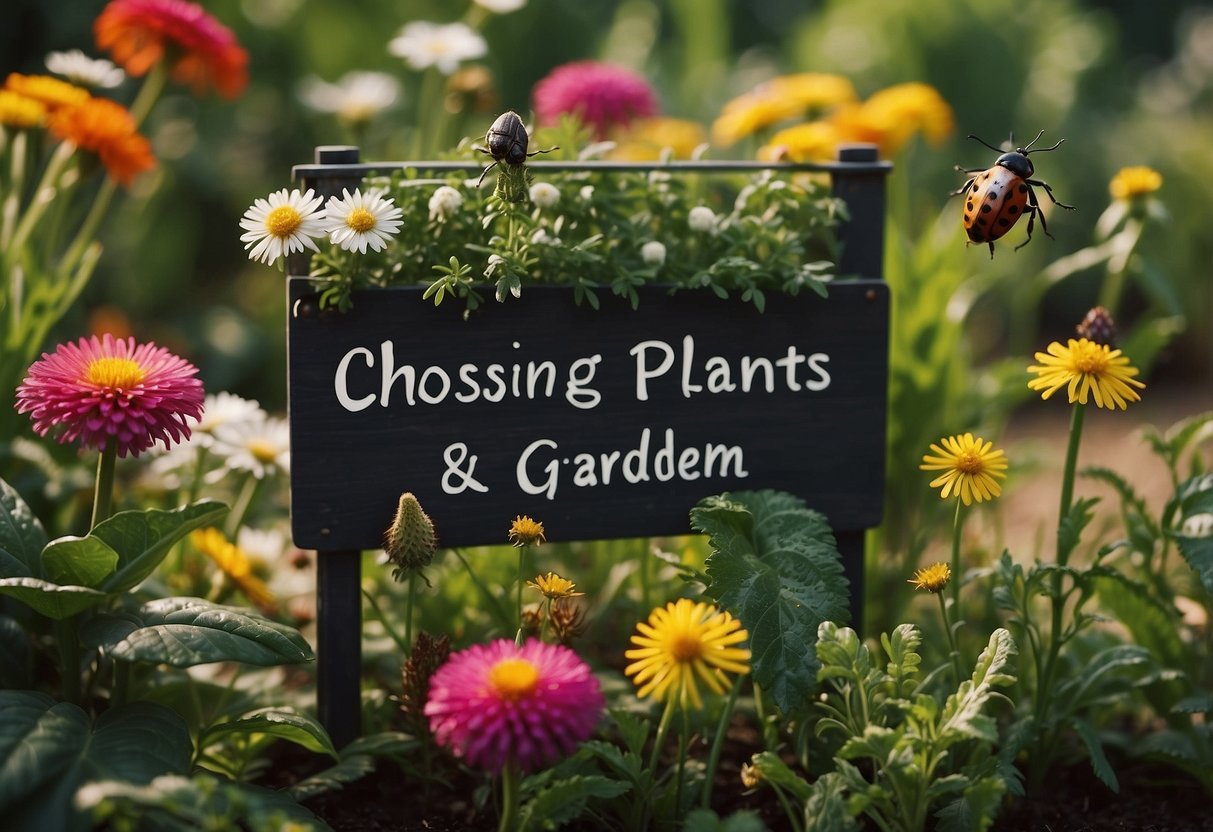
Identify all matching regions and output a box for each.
[48,98,155,186]
[94,0,248,99]
[4,73,90,111]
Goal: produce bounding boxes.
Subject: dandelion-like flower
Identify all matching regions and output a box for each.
[532,61,658,138]
[298,71,401,126]
[712,72,856,147]
[760,121,841,163]
[641,241,667,267]
[239,188,326,265]
[4,73,91,111]
[1109,166,1162,202]
[94,0,249,99]
[209,413,290,478]
[191,527,276,612]
[1027,338,1146,410]
[424,638,603,773]
[45,50,125,89]
[48,97,155,186]
[908,562,951,594]
[323,188,403,254]
[848,82,954,156]
[428,185,464,222]
[388,21,486,75]
[688,206,718,234]
[0,91,47,128]
[528,572,583,599]
[920,433,1008,506]
[624,598,751,710]
[15,333,204,458]
[528,182,560,209]
[508,516,545,547]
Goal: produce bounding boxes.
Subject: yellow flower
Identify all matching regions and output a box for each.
[624,598,751,710]
[609,117,707,161]
[190,527,276,612]
[712,73,856,148]
[833,82,954,157]
[1109,166,1162,202]
[768,73,857,110]
[0,90,47,128]
[528,571,583,599]
[908,562,951,594]
[920,433,1008,506]
[508,515,546,547]
[740,762,763,789]
[1027,338,1146,410]
[760,120,841,163]
[4,73,90,111]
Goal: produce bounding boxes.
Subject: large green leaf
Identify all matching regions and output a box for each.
[802,772,862,832]
[0,691,191,832]
[286,732,418,801]
[41,536,119,588]
[83,597,314,667]
[1175,473,1213,594]
[0,577,108,620]
[96,500,228,593]
[201,708,337,759]
[693,490,849,715]
[0,478,46,579]
[937,628,1016,749]
[0,615,32,689]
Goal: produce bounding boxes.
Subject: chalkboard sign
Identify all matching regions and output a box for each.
[288,279,889,549]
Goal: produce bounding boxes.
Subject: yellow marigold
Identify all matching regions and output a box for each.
[767,73,857,110]
[920,433,1008,506]
[609,117,707,161]
[711,73,856,148]
[190,527,276,612]
[0,90,47,128]
[508,515,546,547]
[1109,166,1162,201]
[528,571,583,599]
[48,97,155,186]
[760,120,841,163]
[836,82,954,157]
[1027,338,1146,410]
[4,73,90,111]
[908,562,951,594]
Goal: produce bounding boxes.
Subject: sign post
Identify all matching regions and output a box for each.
[289,148,892,747]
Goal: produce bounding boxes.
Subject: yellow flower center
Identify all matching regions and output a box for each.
[345,207,376,233]
[248,439,279,464]
[668,631,703,663]
[84,356,145,389]
[488,657,539,702]
[954,450,984,474]
[264,205,302,238]
[1072,341,1109,375]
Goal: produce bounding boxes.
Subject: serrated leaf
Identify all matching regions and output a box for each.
[837,725,901,763]
[0,479,47,579]
[1057,497,1099,564]
[82,597,314,667]
[1091,572,1186,673]
[1172,695,1213,714]
[803,772,861,832]
[938,629,1016,748]
[1055,645,1151,712]
[40,536,119,588]
[580,740,645,787]
[286,732,418,801]
[609,708,649,758]
[0,577,108,620]
[934,775,1006,832]
[518,775,631,832]
[1071,716,1118,793]
[96,501,228,593]
[694,490,849,714]
[201,708,337,759]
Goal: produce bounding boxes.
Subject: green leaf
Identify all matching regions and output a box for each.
[0,691,191,832]
[694,490,850,714]
[82,597,314,667]
[0,616,32,689]
[803,772,861,832]
[0,577,108,620]
[609,708,649,759]
[1055,645,1151,712]
[937,628,1016,748]
[1057,497,1099,565]
[518,775,630,831]
[1071,716,1119,793]
[40,536,119,588]
[1091,572,1186,672]
[881,624,922,697]
[683,808,768,832]
[286,732,418,801]
[934,775,1007,832]
[96,501,228,593]
[747,751,812,802]
[201,708,337,759]
[0,479,47,579]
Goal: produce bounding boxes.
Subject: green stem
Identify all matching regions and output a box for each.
[128,60,168,128]
[938,591,964,688]
[515,545,526,646]
[404,571,416,656]
[55,176,116,285]
[451,547,513,632]
[950,498,964,612]
[1056,403,1086,567]
[648,694,678,774]
[7,140,76,255]
[91,441,117,529]
[1096,221,1143,319]
[362,589,411,655]
[111,659,131,708]
[700,674,743,809]
[674,706,689,818]
[223,474,261,539]
[55,618,82,705]
[769,782,805,832]
[498,759,521,832]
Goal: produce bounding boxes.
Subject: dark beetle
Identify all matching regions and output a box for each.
[476,110,558,186]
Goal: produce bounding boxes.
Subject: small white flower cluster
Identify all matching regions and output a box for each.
[239,187,404,265]
[44,49,124,89]
[687,206,720,235]
[428,185,464,222]
[529,182,560,209]
[150,392,291,486]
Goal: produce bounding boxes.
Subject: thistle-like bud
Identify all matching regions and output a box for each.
[384,492,437,584]
[549,596,589,644]
[521,604,543,635]
[400,631,451,737]
[1076,306,1117,347]
[495,164,531,203]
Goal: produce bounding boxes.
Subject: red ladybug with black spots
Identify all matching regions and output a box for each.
[953,130,1075,257]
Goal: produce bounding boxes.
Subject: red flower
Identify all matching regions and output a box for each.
[532,61,658,138]
[94,0,248,99]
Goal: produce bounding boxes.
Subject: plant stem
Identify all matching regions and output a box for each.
[55,618,81,705]
[950,498,964,612]
[498,759,521,832]
[674,706,689,818]
[769,783,805,832]
[128,60,168,128]
[938,590,964,686]
[111,659,131,708]
[404,570,416,656]
[700,674,743,809]
[648,695,678,774]
[515,545,526,646]
[91,441,117,529]
[223,474,261,539]
[362,589,411,655]
[1056,403,1086,568]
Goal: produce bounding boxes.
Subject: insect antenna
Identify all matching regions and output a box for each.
[967,134,1007,153]
[1025,135,1065,155]
[476,159,499,187]
[525,145,559,158]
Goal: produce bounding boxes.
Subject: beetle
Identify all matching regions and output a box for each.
[476,110,558,187]
[953,130,1075,257]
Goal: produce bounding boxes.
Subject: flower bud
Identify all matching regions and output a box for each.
[384,492,437,583]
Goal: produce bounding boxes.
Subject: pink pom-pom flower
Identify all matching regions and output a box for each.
[532,61,658,138]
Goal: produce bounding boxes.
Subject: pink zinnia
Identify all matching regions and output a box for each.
[95,0,249,99]
[532,61,658,138]
[16,334,205,458]
[425,638,603,773]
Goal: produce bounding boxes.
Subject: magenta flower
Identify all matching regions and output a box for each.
[425,638,603,773]
[16,334,205,458]
[532,61,658,138]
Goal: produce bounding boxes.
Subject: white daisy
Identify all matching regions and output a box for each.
[529,182,560,209]
[474,0,526,12]
[239,188,327,265]
[298,71,401,125]
[388,21,487,75]
[428,185,464,221]
[45,49,124,89]
[210,414,291,479]
[324,188,403,254]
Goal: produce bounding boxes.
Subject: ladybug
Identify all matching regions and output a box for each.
[953,130,1075,257]
[476,110,558,186]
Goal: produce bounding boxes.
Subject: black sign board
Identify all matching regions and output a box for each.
[287,278,889,550]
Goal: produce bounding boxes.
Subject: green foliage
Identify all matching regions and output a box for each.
[0,478,47,579]
[518,775,631,831]
[683,808,769,832]
[286,733,418,802]
[200,708,338,761]
[692,490,850,714]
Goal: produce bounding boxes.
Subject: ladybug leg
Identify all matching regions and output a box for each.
[525,145,560,158]
[1014,187,1053,251]
[949,176,977,197]
[1026,178,1076,210]
[476,159,499,188]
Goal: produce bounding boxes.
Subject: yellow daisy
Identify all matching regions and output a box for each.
[0,90,47,128]
[1027,338,1146,410]
[920,433,1008,506]
[908,562,951,594]
[1109,166,1162,202]
[528,571,583,599]
[191,527,276,612]
[608,117,707,161]
[508,515,546,547]
[624,598,751,710]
